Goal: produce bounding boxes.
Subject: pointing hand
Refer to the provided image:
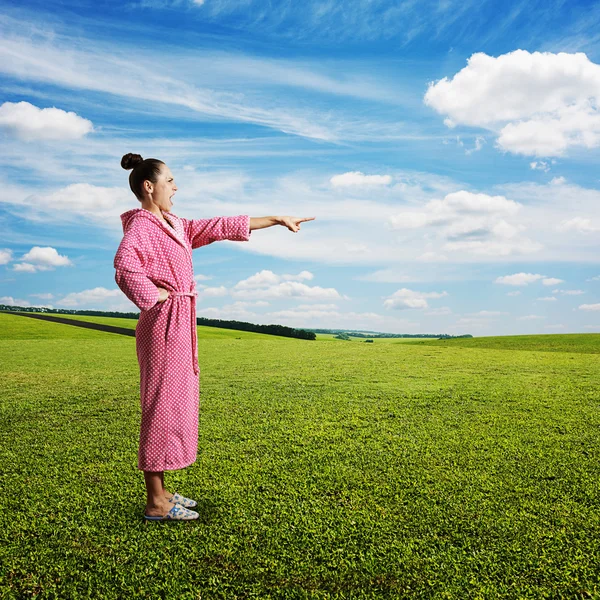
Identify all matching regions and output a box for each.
[280,216,316,233]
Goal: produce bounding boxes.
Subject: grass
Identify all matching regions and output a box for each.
[407,333,600,354]
[1,312,599,598]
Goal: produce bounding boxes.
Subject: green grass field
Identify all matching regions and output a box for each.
[408,333,600,354]
[1,312,599,598]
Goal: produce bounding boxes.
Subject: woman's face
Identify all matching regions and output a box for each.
[144,164,178,212]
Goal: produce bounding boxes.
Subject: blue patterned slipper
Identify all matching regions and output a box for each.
[168,492,197,509]
[144,503,198,521]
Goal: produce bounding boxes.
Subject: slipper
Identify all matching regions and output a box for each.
[144,503,198,521]
[168,492,197,509]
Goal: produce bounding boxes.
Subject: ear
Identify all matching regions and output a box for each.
[144,179,153,193]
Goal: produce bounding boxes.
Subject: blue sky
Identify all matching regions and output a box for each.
[1,0,600,335]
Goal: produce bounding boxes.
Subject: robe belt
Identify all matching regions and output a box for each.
[169,290,199,376]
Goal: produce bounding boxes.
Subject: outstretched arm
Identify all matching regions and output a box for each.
[250,216,316,232]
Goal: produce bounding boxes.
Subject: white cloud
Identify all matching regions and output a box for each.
[0,19,400,143]
[553,289,584,295]
[14,246,73,272]
[579,303,600,311]
[417,252,448,262]
[469,310,508,316]
[543,277,564,286]
[233,269,314,290]
[537,296,557,301]
[390,191,520,229]
[58,287,124,308]
[586,275,600,281]
[550,176,566,185]
[7,183,133,228]
[530,161,550,172]
[425,50,600,156]
[506,291,521,296]
[388,190,537,257]
[424,306,452,316]
[442,238,541,256]
[495,273,546,286]
[0,249,13,264]
[13,263,38,273]
[558,217,600,233]
[330,172,392,187]
[0,101,93,141]
[518,314,546,320]
[231,270,340,301]
[194,274,213,281]
[465,136,485,155]
[384,288,448,310]
[198,286,228,297]
[30,292,55,300]
[0,296,31,306]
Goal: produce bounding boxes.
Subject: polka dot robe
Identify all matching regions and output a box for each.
[114,208,252,471]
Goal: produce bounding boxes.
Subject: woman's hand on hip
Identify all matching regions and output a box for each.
[156,287,170,303]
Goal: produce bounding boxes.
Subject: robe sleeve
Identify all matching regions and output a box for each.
[180,215,251,249]
[114,243,160,312]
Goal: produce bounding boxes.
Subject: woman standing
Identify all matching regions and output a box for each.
[114,153,314,521]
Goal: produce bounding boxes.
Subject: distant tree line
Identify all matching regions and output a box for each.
[0,306,471,340]
[195,317,315,340]
[0,305,316,341]
[311,328,472,339]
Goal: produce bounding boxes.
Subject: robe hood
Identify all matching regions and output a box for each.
[120,208,174,234]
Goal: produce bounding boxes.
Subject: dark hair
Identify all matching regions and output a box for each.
[121,153,165,200]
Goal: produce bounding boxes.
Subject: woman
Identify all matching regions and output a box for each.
[114,153,314,521]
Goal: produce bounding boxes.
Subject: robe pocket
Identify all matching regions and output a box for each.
[164,295,175,342]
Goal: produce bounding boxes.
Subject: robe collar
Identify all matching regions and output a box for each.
[120,207,188,253]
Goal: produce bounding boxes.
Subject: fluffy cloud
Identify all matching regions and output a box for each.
[389,190,537,257]
[425,50,600,156]
[0,249,13,265]
[233,269,313,290]
[579,303,600,311]
[424,306,452,316]
[553,289,584,295]
[558,217,600,233]
[530,161,550,172]
[0,101,93,141]
[0,296,31,306]
[495,273,562,286]
[384,288,448,310]
[58,287,124,308]
[537,296,557,302]
[197,285,228,298]
[330,172,392,187]
[6,183,133,229]
[14,246,73,272]
[231,269,339,301]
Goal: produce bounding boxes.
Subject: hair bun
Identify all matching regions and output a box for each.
[121,153,144,170]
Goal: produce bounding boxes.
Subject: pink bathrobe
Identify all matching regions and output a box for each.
[114,208,251,471]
